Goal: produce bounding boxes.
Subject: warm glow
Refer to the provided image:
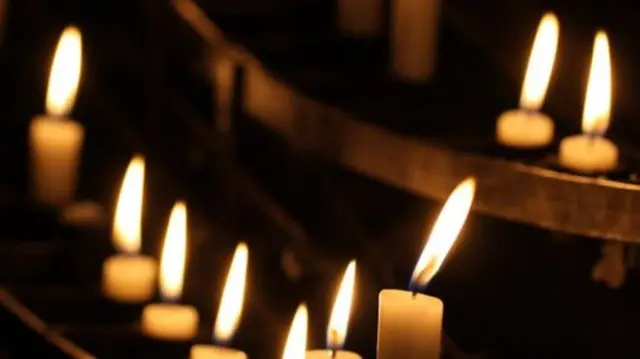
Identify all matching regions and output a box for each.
[112,155,145,254]
[582,31,612,136]
[46,26,83,117]
[159,201,188,301]
[282,304,308,359]
[519,12,559,111]
[214,242,249,344]
[411,178,476,290]
[327,260,356,349]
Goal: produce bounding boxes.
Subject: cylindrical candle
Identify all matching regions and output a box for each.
[391,0,439,82]
[141,303,199,341]
[337,0,382,38]
[559,136,618,173]
[102,255,157,303]
[306,350,361,359]
[496,110,554,148]
[190,345,247,359]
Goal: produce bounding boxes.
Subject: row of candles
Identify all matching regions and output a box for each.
[33,26,476,359]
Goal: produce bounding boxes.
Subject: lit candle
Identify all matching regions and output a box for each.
[306,260,361,359]
[377,178,476,359]
[29,26,84,207]
[336,0,382,38]
[559,31,617,173]
[102,155,157,303]
[496,13,559,149]
[141,202,199,341]
[391,0,439,82]
[282,304,309,359]
[190,243,249,359]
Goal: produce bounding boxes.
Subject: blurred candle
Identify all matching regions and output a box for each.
[102,155,157,303]
[337,0,382,38]
[559,31,617,173]
[497,13,559,148]
[282,304,309,359]
[30,26,84,207]
[306,260,361,359]
[141,202,199,341]
[391,0,439,82]
[190,243,249,359]
[377,178,476,359]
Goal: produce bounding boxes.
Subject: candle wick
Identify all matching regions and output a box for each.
[329,328,339,357]
[331,348,337,359]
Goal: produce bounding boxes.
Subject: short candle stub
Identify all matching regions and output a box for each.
[496,109,554,149]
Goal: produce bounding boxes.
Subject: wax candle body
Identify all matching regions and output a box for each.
[190,344,247,359]
[29,115,84,207]
[377,289,442,359]
[558,135,618,173]
[102,255,157,303]
[141,303,199,340]
[337,0,382,38]
[306,349,361,359]
[496,109,554,148]
[391,0,439,82]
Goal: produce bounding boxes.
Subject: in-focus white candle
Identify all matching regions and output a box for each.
[559,31,618,173]
[102,155,157,303]
[377,178,476,359]
[282,304,309,359]
[496,13,559,149]
[391,0,439,82]
[141,202,200,341]
[30,26,85,207]
[306,260,361,359]
[337,0,382,38]
[189,242,249,359]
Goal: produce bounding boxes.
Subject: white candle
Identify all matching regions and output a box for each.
[377,178,476,359]
[142,202,200,341]
[559,31,617,173]
[306,260,361,359]
[102,155,157,303]
[391,0,439,82]
[282,304,309,359]
[189,243,249,359]
[496,13,559,149]
[30,26,84,207]
[337,0,382,38]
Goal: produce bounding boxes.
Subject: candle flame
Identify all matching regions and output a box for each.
[159,201,188,301]
[519,12,559,111]
[327,260,356,350]
[582,31,612,136]
[214,242,249,344]
[282,304,308,359]
[46,26,83,117]
[112,155,145,254]
[410,178,476,290]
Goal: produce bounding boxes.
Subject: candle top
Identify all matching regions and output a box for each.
[159,201,188,301]
[112,155,145,254]
[582,31,612,136]
[46,26,83,117]
[327,260,356,350]
[519,12,559,112]
[282,304,308,359]
[214,242,249,344]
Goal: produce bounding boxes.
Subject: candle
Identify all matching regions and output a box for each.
[559,31,617,173]
[377,178,476,359]
[102,155,157,303]
[190,243,249,359]
[29,26,85,207]
[141,202,199,341]
[391,0,439,82]
[496,13,559,148]
[306,260,361,359]
[282,304,309,359]
[337,0,382,38]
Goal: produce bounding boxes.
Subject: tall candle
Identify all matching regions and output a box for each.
[337,0,382,38]
[30,26,84,207]
[282,304,309,359]
[102,155,157,303]
[559,31,618,173]
[190,243,249,359]
[377,178,476,359]
[306,260,361,359]
[141,202,199,341]
[391,0,439,82]
[496,13,559,149]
